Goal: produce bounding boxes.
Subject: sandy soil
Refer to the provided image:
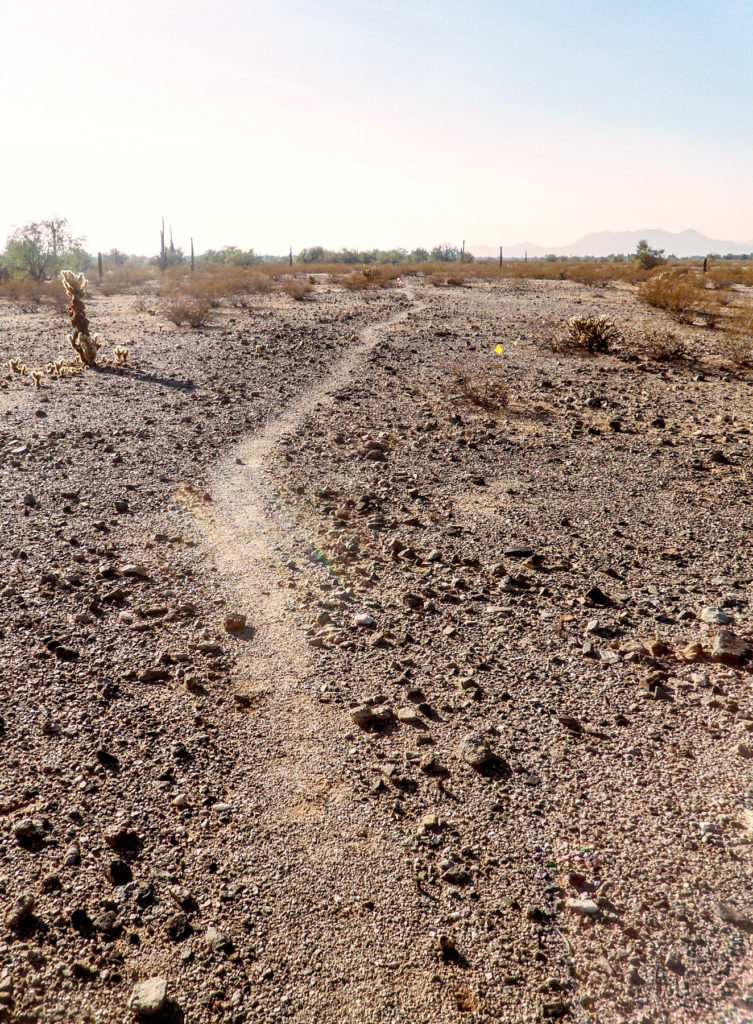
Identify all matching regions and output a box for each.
[1,276,753,1024]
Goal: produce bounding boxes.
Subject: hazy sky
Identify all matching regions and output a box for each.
[2,0,752,255]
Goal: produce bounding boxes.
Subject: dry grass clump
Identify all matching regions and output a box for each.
[456,370,509,412]
[721,306,753,366]
[427,269,469,288]
[641,327,687,362]
[162,295,211,328]
[280,277,314,301]
[638,272,722,327]
[550,314,620,354]
[341,266,398,291]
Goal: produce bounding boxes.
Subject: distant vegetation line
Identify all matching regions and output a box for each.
[3,218,753,291]
[3,219,753,327]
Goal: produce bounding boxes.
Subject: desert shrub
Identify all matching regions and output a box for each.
[280,277,314,301]
[162,266,274,306]
[565,263,612,287]
[722,331,753,367]
[705,262,753,289]
[642,327,686,362]
[341,266,398,290]
[98,265,154,295]
[638,272,722,327]
[721,306,753,366]
[456,370,508,412]
[634,240,666,270]
[0,276,69,311]
[551,314,620,354]
[44,278,69,312]
[0,277,43,305]
[426,268,469,287]
[162,295,211,328]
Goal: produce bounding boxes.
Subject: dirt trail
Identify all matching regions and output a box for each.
[186,290,419,690]
[176,295,443,1020]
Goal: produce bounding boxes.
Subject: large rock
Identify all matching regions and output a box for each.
[129,977,168,1016]
[5,894,34,928]
[701,606,733,625]
[711,631,751,666]
[459,733,493,769]
[714,903,753,933]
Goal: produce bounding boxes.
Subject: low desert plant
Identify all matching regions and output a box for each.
[552,314,620,354]
[0,276,68,310]
[341,266,397,290]
[642,327,686,362]
[722,331,753,367]
[162,295,211,328]
[638,272,722,327]
[174,267,273,304]
[721,306,753,366]
[427,269,469,288]
[456,370,509,412]
[280,277,314,301]
[98,264,154,295]
[61,270,101,366]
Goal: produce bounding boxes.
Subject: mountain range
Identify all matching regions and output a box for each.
[470,229,753,260]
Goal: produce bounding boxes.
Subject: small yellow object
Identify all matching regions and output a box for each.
[494,343,503,354]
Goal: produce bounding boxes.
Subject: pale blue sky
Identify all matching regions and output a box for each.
[2,0,751,254]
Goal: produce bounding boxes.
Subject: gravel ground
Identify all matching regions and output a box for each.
[1,276,753,1024]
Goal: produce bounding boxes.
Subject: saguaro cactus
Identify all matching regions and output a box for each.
[159,217,167,271]
[61,270,101,366]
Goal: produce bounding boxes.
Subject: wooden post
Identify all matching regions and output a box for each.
[525,250,528,263]
[703,256,708,274]
[97,252,103,280]
[190,237,195,272]
[289,246,293,268]
[499,245,503,267]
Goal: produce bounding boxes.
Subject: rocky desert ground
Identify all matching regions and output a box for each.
[2,273,753,1024]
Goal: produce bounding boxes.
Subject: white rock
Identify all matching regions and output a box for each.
[353,613,376,628]
[565,898,599,917]
[701,606,733,625]
[129,977,167,1016]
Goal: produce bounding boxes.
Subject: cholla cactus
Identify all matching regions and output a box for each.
[61,270,101,366]
[567,314,619,353]
[112,345,129,365]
